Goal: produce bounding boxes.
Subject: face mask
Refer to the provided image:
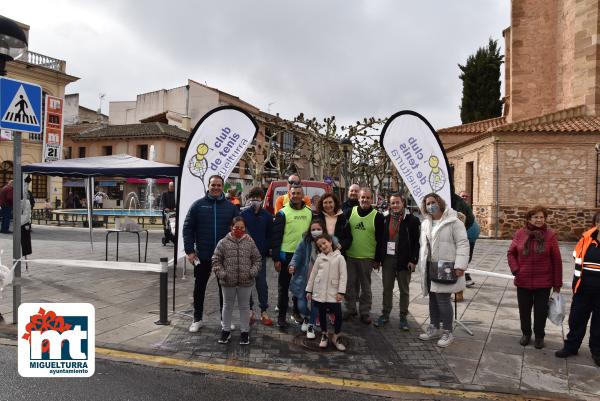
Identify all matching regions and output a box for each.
[247,200,261,209]
[311,229,323,239]
[232,227,245,238]
[426,204,440,215]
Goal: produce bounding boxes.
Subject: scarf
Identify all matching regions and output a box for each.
[523,223,546,256]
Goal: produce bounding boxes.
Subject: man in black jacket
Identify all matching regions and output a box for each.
[342,183,360,214]
[374,193,420,330]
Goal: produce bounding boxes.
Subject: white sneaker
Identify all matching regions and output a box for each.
[319,334,328,348]
[301,318,309,333]
[332,334,346,352]
[437,330,454,347]
[419,324,441,341]
[306,324,316,339]
[189,320,202,333]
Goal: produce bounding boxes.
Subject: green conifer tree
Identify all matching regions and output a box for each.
[459,38,504,124]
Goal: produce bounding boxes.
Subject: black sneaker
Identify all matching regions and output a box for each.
[277,316,288,329]
[291,312,303,325]
[465,273,475,288]
[555,348,578,358]
[218,330,231,344]
[519,334,531,346]
[240,332,250,345]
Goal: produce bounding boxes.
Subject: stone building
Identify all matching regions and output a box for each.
[0,18,78,204]
[439,0,600,240]
[107,80,321,194]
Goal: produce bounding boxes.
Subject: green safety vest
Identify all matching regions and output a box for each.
[347,206,377,259]
[281,205,313,253]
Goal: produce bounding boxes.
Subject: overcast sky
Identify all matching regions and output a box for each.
[5,1,510,130]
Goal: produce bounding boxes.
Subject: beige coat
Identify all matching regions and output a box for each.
[306,249,347,303]
[418,208,470,295]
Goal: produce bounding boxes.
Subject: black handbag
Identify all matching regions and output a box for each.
[426,238,457,284]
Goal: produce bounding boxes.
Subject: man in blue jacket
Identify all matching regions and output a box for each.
[241,186,274,326]
[183,175,239,332]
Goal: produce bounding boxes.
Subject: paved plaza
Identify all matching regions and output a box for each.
[0,225,598,399]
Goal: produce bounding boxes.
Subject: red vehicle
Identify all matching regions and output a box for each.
[263,180,333,214]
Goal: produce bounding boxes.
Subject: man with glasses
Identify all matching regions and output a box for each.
[274,174,312,213]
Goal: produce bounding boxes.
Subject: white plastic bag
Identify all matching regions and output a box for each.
[0,250,14,296]
[548,292,566,326]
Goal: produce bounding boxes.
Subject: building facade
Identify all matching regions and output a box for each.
[0,18,78,205]
[439,0,600,240]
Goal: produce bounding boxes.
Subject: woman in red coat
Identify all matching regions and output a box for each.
[507,205,562,349]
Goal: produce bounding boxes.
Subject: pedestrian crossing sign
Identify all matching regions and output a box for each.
[0,77,42,133]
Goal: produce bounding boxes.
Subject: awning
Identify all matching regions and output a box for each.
[22,154,179,178]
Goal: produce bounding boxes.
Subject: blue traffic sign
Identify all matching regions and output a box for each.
[0,77,42,133]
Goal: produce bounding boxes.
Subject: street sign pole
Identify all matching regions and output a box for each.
[12,131,22,323]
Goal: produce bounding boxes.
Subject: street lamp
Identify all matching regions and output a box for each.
[0,15,28,76]
[339,138,353,194]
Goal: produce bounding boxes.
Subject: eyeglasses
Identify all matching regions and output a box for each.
[288,180,301,185]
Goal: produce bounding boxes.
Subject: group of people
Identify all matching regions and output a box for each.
[182,174,599,365]
[182,173,474,350]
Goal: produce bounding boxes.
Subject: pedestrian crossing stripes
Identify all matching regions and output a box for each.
[2,85,38,126]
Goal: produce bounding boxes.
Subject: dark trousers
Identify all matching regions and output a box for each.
[193,259,223,322]
[1,207,11,232]
[314,301,342,334]
[277,252,296,319]
[250,258,269,313]
[517,287,551,338]
[563,284,600,356]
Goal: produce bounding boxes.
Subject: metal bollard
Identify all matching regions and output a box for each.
[155,257,171,325]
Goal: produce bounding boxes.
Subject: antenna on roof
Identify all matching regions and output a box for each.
[97,93,106,122]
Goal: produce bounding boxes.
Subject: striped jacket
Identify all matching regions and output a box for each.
[573,227,600,293]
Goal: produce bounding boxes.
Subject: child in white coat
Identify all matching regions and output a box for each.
[306,234,347,351]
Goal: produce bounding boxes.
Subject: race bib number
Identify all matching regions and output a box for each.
[387,241,396,255]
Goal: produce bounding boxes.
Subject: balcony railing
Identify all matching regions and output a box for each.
[16,51,65,72]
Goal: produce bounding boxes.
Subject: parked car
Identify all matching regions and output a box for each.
[263,180,332,214]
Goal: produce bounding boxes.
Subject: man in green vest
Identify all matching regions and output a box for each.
[344,188,384,324]
[271,184,313,329]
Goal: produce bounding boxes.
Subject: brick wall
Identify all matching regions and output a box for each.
[496,206,595,240]
[508,0,600,122]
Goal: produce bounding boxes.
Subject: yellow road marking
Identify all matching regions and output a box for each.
[96,347,556,400]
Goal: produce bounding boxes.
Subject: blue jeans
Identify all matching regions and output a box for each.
[1,207,11,232]
[296,295,319,325]
[250,258,269,312]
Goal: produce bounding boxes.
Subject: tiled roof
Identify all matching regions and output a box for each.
[437,116,506,134]
[71,122,190,141]
[491,115,600,133]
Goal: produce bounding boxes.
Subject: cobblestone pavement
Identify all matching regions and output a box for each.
[0,226,597,399]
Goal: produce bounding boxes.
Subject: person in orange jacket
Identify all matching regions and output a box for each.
[274,175,311,213]
[555,211,600,366]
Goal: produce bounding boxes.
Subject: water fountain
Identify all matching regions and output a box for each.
[146,145,157,210]
[126,192,140,211]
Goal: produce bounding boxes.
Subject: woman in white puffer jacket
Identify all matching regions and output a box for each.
[417,192,469,348]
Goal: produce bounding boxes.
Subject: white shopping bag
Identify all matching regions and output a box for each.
[548,292,566,326]
[0,251,14,296]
